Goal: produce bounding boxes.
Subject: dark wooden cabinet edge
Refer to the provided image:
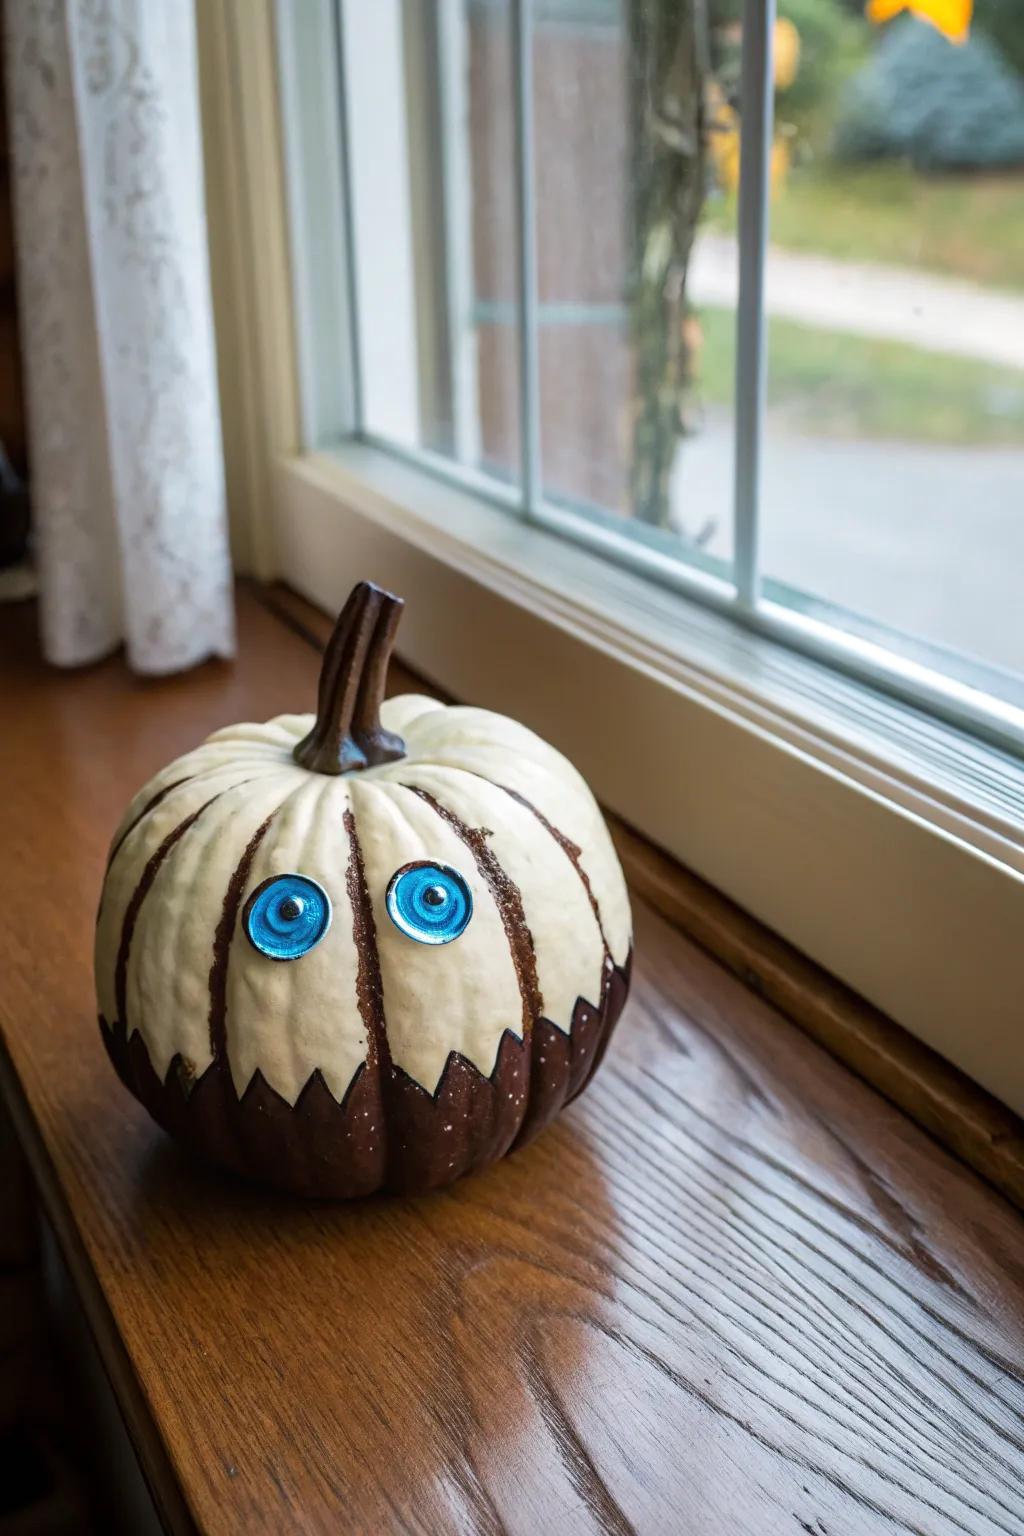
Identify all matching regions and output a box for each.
[257,578,1024,1215]
[0,1036,199,1536]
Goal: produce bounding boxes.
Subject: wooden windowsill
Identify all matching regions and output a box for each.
[2,585,1023,1533]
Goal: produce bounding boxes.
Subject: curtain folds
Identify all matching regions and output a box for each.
[4,0,234,673]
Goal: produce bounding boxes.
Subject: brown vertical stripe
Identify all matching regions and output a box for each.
[114,801,214,1029]
[106,773,266,880]
[343,807,391,1074]
[497,782,611,960]
[207,813,276,1062]
[105,778,190,874]
[407,786,543,1037]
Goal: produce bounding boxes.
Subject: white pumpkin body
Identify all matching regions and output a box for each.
[96,693,632,1196]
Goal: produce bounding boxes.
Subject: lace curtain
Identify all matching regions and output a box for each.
[4,0,234,673]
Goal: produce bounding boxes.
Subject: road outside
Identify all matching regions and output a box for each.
[672,221,1024,680]
[671,410,1024,678]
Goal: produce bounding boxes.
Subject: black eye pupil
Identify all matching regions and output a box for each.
[423,885,446,907]
[279,896,302,922]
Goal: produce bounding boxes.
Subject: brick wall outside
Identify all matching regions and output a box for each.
[469,13,634,515]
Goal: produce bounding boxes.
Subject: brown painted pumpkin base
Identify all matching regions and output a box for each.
[98,956,630,1198]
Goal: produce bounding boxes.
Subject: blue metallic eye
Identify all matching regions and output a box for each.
[385,861,473,946]
[243,874,332,961]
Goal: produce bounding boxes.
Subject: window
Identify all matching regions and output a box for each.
[293,0,1024,751]
[257,0,1024,1111]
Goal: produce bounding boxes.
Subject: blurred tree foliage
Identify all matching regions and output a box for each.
[772,0,869,152]
[713,0,868,112]
[969,0,1024,75]
[835,15,1024,168]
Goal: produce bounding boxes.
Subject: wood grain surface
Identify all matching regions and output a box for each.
[3,588,1024,1535]
[611,825,1024,1214]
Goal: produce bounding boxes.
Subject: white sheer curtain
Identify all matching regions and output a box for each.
[4,0,234,673]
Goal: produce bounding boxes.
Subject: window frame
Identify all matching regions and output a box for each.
[201,0,1024,1115]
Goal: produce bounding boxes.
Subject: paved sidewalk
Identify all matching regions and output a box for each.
[691,234,1024,370]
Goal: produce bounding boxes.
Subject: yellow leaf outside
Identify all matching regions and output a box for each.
[865,0,972,44]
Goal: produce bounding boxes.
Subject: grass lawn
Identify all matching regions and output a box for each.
[706,163,1024,290]
[696,306,1024,446]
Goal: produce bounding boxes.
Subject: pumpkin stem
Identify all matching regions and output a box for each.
[292,581,407,775]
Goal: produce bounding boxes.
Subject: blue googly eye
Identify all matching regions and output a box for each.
[243,874,332,961]
[385,861,473,946]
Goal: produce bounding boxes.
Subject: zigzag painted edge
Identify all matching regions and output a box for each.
[99,953,630,1199]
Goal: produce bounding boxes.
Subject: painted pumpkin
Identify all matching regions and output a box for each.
[95,581,632,1197]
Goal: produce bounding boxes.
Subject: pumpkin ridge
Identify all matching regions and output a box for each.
[104,769,279,888]
[114,798,220,1032]
[495,781,612,962]
[207,811,278,1064]
[404,786,543,1043]
[397,762,618,982]
[343,806,392,1185]
[418,765,614,963]
[343,807,391,1077]
[568,950,633,1104]
[105,777,190,875]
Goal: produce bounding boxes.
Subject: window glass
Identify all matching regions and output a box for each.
[528,0,737,576]
[466,0,522,482]
[339,0,1024,724]
[342,0,522,480]
[755,7,1024,695]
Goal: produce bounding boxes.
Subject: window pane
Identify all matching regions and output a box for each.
[529,0,738,578]
[344,1,740,574]
[755,10,1024,702]
[342,0,521,483]
[467,0,522,482]
[336,3,1023,723]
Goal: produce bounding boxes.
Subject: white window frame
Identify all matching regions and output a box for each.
[205,0,1024,1115]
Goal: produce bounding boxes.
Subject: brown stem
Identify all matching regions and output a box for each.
[292,581,407,775]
